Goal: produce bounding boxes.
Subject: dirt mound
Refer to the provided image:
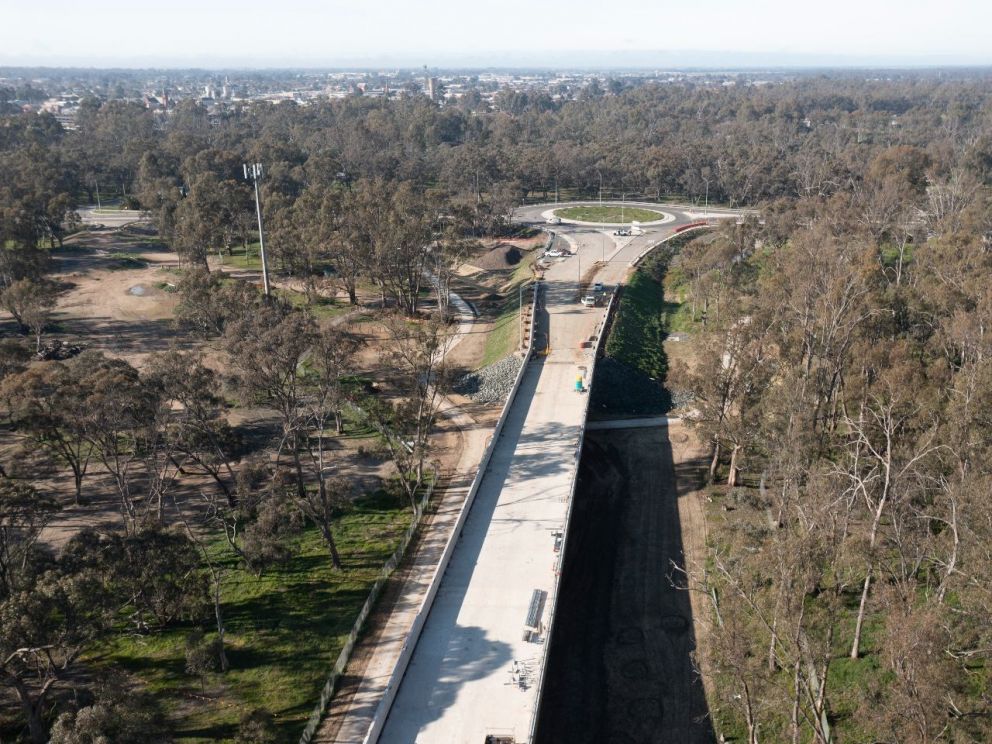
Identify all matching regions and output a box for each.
[471,243,524,271]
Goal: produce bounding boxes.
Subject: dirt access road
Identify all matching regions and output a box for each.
[536,421,714,744]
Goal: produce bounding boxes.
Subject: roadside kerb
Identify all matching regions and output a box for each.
[629,224,711,268]
[361,283,542,744]
[526,287,619,742]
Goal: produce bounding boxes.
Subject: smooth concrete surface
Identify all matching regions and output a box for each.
[586,415,681,430]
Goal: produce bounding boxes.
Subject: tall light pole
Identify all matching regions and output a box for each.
[244,163,271,297]
[703,177,710,218]
[597,170,603,205]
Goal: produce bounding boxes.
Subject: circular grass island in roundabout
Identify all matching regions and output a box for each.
[554,204,664,223]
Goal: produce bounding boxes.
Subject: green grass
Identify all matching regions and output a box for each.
[475,251,541,368]
[509,249,540,286]
[480,286,530,369]
[661,296,697,334]
[276,287,352,321]
[555,205,664,224]
[91,492,412,743]
[214,242,264,269]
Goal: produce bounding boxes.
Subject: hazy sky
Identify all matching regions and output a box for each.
[2,0,991,68]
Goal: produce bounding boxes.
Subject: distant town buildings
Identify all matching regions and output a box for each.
[0,67,800,128]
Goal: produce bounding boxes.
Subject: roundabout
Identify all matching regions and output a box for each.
[554,204,665,224]
[537,202,676,228]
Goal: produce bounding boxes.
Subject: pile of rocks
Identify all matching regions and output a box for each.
[452,355,524,404]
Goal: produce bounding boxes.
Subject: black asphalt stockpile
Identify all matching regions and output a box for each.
[535,428,713,744]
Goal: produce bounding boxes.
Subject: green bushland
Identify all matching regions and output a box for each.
[592,248,673,415]
[703,486,894,742]
[94,491,411,743]
[554,205,663,223]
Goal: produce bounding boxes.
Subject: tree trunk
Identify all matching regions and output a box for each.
[727,444,741,487]
[936,495,959,605]
[791,659,801,744]
[290,434,308,502]
[318,521,343,570]
[73,467,84,505]
[212,571,229,672]
[850,566,871,659]
[708,441,721,483]
[12,681,48,744]
[742,679,759,744]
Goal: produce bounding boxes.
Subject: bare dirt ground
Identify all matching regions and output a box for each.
[0,230,447,548]
[19,229,189,369]
[0,230,200,546]
[536,422,715,744]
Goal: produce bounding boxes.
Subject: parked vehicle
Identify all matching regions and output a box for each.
[613,228,631,236]
[547,216,562,224]
[581,295,597,307]
[592,282,604,292]
[544,248,566,258]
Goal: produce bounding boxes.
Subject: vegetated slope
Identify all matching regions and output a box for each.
[591,237,703,418]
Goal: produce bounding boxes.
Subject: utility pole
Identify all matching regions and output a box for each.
[244,163,271,297]
[703,177,710,218]
[94,178,101,211]
[597,170,603,205]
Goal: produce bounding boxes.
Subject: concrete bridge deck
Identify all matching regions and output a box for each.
[377,213,693,743]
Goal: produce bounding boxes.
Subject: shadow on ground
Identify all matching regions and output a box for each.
[536,426,714,744]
